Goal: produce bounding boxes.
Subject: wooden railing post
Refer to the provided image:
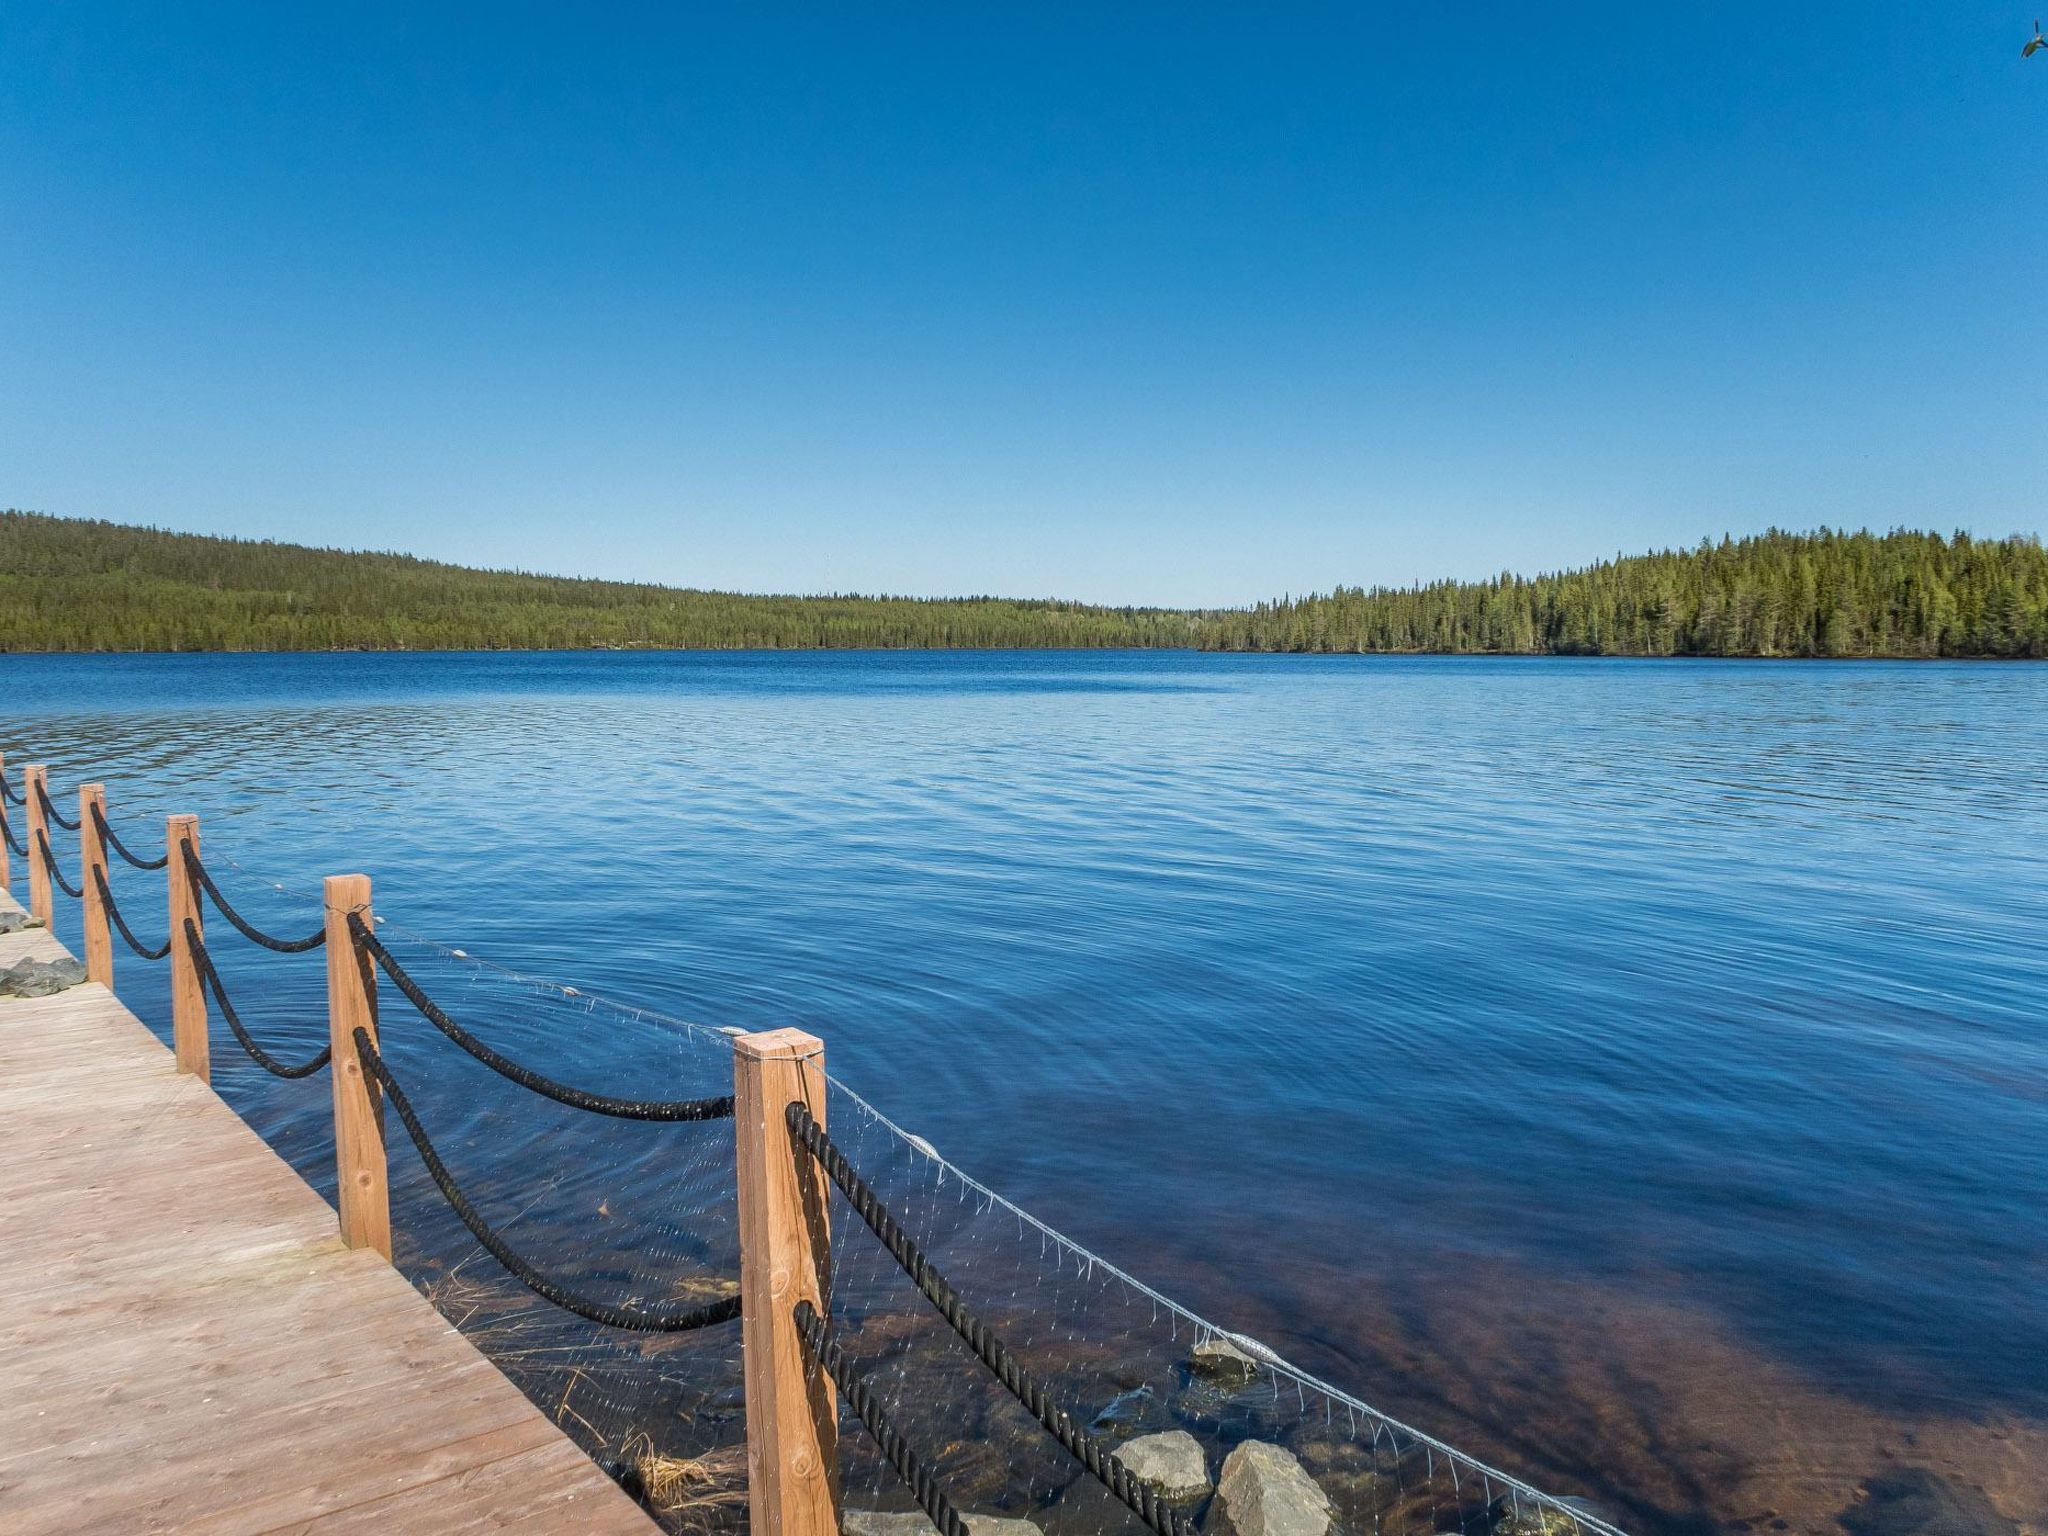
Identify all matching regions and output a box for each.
[0,751,12,892]
[733,1027,837,1536]
[79,784,112,988]
[166,814,208,1079]
[24,764,51,926]
[325,874,390,1259]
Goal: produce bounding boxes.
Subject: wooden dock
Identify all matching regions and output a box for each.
[0,890,657,1535]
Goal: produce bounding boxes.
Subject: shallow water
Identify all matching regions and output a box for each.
[7,650,2043,1535]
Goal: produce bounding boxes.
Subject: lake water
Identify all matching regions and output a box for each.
[6,650,2043,1536]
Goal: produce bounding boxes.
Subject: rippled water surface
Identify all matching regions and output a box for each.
[8,651,2044,1535]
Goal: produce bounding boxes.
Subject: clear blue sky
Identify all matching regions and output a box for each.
[4,4,2043,607]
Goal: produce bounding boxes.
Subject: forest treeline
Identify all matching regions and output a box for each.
[1,512,2043,657]
[0,512,1204,651]
[1200,528,2048,658]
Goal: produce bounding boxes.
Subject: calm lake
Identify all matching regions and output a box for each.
[7,650,2043,1536]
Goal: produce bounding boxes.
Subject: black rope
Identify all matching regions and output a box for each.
[188,920,331,1078]
[91,804,168,871]
[788,1103,1195,1536]
[34,781,79,831]
[38,830,82,899]
[181,842,325,952]
[354,1028,743,1333]
[0,802,23,858]
[794,1298,968,1536]
[92,866,172,960]
[348,913,735,1123]
[0,774,20,805]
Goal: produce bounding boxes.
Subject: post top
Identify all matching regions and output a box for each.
[80,782,105,796]
[731,1027,825,1062]
[165,812,199,827]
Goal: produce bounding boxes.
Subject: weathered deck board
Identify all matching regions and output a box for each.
[0,889,657,1535]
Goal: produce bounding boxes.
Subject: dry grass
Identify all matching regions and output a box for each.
[620,1435,749,1529]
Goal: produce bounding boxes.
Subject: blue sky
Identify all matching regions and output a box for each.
[4,4,2043,607]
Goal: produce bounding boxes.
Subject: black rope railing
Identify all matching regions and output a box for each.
[794,1298,968,1536]
[348,913,736,1123]
[35,781,80,831]
[92,866,172,960]
[353,1027,743,1333]
[38,830,82,899]
[0,773,20,805]
[788,1102,1194,1536]
[188,920,331,1079]
[92,804,168,871]
[181,842,326,953]
[0,802,24,859]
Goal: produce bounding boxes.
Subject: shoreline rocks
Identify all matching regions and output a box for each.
[0,955,86,998]
[1210,1441,1332,1536]
[1114,1429,1212,1503]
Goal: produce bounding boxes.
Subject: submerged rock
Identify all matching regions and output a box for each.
[1114,1430,1211,1502]
[844,1514,1040,1536]
[0,955,87,998]
[1209,1441,1331,1536]
[1491,1498,1592,1536]
[0,908,45,934]
[1189,1336,1261,1384]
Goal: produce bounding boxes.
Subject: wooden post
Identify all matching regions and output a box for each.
[0,751,11,892]
[734,1027,837,1536]
[24,764,51,927]
[78,784,112,988]
[325,873,390,1260]
[167,814,208,1079]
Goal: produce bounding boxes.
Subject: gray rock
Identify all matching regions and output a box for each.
[0,955,87,998]
[0,908,44,934]
[1209,1441,1331,1536]
[1189,1336,1260,1384]
[844,1515,1041,1536]
[1114,1430,1211,1502]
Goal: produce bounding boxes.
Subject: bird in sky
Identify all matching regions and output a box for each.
[2027,19,2047,56]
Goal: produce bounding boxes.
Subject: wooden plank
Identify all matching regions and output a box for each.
[78,782,113,987]
[24,762,51,925]
[0,750,12,891]
[167,813,208,1078]
[733,1026,839,1536]
[322,872,389,1258]
[0,889,656,1536]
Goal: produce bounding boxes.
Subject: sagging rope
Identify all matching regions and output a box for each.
[347,912,735,1123]
[34,781,80,831]
[91,804,168,871]
[189,920,331,1079]
[92,866,172,961]
[0,803,23,858]
[0,774,20,806]
[182,842,325,953]
[793,1298,968,1536]
[353,1027,743,1333]
[37,830,83,899]
[787,1102,1195,1536]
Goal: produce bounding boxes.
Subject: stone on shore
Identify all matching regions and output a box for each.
[1209,1440,1332,1536]
[1114,1430,1211,1502]
[0,908,44,934]
[0,955,86,998]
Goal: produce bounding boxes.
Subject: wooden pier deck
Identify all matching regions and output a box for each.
[0,890,656,1535]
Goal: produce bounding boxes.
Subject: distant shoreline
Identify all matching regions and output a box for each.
[4,510,2043,660]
